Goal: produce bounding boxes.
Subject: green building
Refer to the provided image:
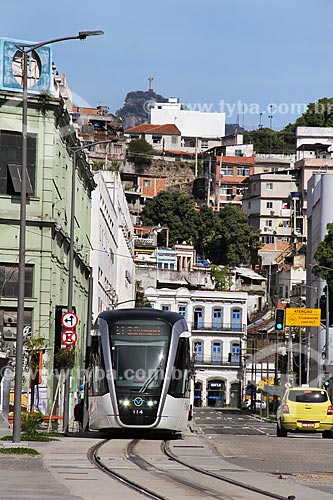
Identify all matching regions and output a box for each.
[0,87,95,419]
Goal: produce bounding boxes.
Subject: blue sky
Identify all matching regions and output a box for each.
[2,0,333,130]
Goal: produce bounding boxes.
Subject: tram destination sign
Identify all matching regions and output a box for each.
[285,308,321,327]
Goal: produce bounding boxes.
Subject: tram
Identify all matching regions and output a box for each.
[87,308,191,432]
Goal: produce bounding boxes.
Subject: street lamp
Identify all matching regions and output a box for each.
[63,139,114,432]
[13,30,104,443]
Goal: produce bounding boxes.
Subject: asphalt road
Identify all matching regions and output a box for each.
[193,407,276,435]
[193,407,333,496]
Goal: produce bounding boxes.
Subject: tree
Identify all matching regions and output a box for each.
[141,191,199,247]
[127,138,154,167]
[135,281,152,308]
[313,222,333,325]
[141,191,260,267]
[213,205,261,266]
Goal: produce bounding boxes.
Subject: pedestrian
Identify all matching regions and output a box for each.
[73,400,83,431]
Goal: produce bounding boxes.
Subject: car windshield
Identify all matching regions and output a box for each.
[288,390,328,403]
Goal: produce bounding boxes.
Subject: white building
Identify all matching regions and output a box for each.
[306,172,333,384]
[90,171,135,320]
[144,286,248,408]
[150,97,226,153]
[296,126,333,160]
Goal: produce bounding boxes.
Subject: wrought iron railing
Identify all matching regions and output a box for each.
[188,322,246,333]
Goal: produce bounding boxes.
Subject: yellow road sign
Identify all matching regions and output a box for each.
[285,308,321,327]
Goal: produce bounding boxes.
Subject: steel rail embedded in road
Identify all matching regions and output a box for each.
[87,439,165,500]
[162,440,296,500]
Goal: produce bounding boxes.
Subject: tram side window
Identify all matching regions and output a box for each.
[169,338,190,398]
[89,336,108,396]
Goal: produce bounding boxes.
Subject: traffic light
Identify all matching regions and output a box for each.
[323,380,330,389]
[275,308,285,331]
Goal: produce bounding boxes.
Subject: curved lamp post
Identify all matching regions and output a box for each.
[13,30,104,443]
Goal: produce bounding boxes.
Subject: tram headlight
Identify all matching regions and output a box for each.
[147,400,154,407]
[120,399,130,407]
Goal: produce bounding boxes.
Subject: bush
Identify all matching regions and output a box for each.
[21,410,44,434]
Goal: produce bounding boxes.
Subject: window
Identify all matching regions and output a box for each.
[219,184,233,197]
[0,308,32,341]
[152,135,162,144]
[183,138,196,148]
[201,139,208,148]
[248,202,251,209]
[113,145,122,155]
[194,341,203,363]
[212,308,223,330]
[262,235,275,244]
[237,167,250,176]
[0,131,36,196]
[220,165,233,176]
[236,185,245,196]
[231,308,242,330]
[266,201,273,209]
[143,179,151,187]
[211,342,222,364]
[171,136,178,145]
[265,219,273,227]
[193,307,204,329]
[161,304,170,311]
[0,264,33,298]
[266,182,273,190]
[230,341,240,364]
[178,305,187,319]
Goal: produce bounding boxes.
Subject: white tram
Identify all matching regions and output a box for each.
[87,308,191,432]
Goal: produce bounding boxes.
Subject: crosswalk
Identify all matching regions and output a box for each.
[193,409,276,435]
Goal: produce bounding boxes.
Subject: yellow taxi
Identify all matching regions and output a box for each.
[276,387,333,438]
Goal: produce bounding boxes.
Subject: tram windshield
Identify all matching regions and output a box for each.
[110,319,171,391]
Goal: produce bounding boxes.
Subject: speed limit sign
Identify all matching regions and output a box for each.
[61,330,77,346]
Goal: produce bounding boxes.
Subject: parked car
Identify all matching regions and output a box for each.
[241,399,266,411]
[276,387,333,438]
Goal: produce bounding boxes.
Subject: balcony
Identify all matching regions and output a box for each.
[189,322,246,334]
[193,354,241,367]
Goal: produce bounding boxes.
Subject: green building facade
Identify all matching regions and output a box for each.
[0,89,95,418]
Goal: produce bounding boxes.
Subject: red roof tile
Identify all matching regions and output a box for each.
[218,156,255,165]
[126,124,181,135]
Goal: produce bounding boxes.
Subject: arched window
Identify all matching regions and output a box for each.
[231,308,242,331]
[211,341,222,364]
[193,307,204,329]
[212,308,223,330]
[230,341,240,365]
[193,341,203,363]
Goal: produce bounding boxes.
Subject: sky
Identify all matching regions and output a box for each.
[2,0,333,130]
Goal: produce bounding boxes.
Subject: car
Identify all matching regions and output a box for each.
[241,399,266,411]
[276,387,333,438]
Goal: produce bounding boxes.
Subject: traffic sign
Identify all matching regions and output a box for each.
[61,312,78,329]
[285,308,321,327]
[61,330,77,346]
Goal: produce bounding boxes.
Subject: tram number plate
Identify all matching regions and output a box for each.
[302,422,315,427]
[133,410,144,415]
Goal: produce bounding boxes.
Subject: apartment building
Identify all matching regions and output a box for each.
[90,171,135,319]
[0,37,95,414]
[242,172,298,267]
[144,286,248,408]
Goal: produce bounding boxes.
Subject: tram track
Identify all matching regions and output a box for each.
[88,437,297,500]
